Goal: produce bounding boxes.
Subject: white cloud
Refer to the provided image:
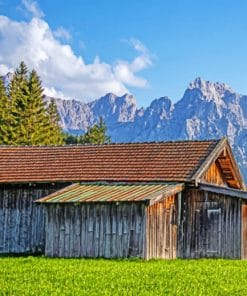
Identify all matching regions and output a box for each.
[130,38,149,54]
[0,64,13,75]
[54,27,71,41]
[21,0,44,18]
[114,39,152,88]
[0,12,153,101]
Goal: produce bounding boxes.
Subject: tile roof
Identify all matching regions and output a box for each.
[0,140,220,183]
[36,183,184,204]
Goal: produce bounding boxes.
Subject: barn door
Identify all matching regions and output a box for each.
[195,202,222,258]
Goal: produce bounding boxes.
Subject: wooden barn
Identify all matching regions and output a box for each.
[1,138,247,259]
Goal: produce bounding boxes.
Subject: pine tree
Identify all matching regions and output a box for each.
[64,133,79,144]
[79,117,111,144]
[46,99,64,145]
[9,61,30,145]
[26,70,49,145]
[2,61,65,145]
[0,78,14,144]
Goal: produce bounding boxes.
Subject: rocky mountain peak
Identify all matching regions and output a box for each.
[94,92,137,108]
[104,93,118,103]
[188,77,233,102]
[120,93,136,104]
[148,96,172,119]
[150,96,171,108]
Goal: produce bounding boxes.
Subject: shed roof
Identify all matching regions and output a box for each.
[36,182,185,205]
[0,139,220,183]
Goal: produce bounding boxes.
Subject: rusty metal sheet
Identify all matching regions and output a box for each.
[36,182,184,204]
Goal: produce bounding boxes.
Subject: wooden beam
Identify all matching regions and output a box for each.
[147,183,185,206]
[199,183,247,200]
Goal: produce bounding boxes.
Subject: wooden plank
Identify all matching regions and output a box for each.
[80,205,86,257]
[199,183,247,200]
[64,206,70,257]
[58,206,65,257]
[122,203,129,258]
[93,204,100,258]
[50,205,58,257]
[98,204,105,257]
[180,188,242,259]
[145,194,177,260]
[203,161,227,186]
[69,205,75,257]
[104,205,111,258]
[87,204,94,257]
[0,183,69,255]
[241,203,247,259]
[148,183,185,206]
[46,206,53,256]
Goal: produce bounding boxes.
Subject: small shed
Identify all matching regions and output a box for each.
[38,183,184,259]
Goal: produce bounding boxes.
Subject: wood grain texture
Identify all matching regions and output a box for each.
[177,188,241,259]
[44,202,146,258]
[203,161,227,186]
[0,183,69,254]
[241,202,247,259]
[145,195,177,259]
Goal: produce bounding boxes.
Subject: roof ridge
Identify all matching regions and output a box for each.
[0,138,222,149]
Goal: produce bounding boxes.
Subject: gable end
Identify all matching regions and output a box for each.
[192,138,245,190]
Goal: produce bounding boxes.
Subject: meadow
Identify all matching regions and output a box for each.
[1,257,247,295]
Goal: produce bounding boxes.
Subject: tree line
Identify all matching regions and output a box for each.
[0,62,110,145]
[65,117,110,144]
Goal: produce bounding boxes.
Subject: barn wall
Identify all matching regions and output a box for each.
[146,195,177,259]
[202,161,227,186]
[177,188,241,259]
[45,202,146,258]
[0,183,69,254]
[242,200,247,259]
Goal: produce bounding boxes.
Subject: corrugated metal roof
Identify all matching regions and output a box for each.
[37,183,185,204]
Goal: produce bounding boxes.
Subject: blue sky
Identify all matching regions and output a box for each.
[1,0,247,106]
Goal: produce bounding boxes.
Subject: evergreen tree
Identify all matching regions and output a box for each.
[79,117,111,144]
[26,70,49,145]
[64,133,80,144]
[0,61,64,145]
[46,99,64,145]
[0,78,14,144]
[9,61,30,144]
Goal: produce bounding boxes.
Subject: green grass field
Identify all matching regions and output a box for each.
[1,257,247,295]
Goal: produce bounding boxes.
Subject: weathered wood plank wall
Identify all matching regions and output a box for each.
[203,161,227,186]
[241,202,247,259]
[0,183,69,254]
[146,195,177,259]
[45,202,146,258]
[177,188,241,259]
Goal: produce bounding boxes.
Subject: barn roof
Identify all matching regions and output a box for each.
[36,182,185,205]
[0,139,221,184]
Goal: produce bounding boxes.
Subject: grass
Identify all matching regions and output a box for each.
[1,257,247,295]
